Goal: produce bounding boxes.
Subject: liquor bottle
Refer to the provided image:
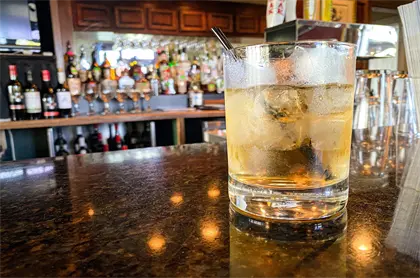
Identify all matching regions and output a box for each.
[189,56,201,88]
[113,123,123,151]
[56,70,72,118]
[321,0,332,21]
[41,70,59,119]
[116,49,128,79]
[7,65,25,121]
[73,126,88,154]
[84,71,98,116]
[141,122,152,147]
[176,48,191,94]
[78,45,90,83]
[88,124,104,153]
[200,50,212,91]
[24,68,42,120]
[157,51,171,81]
[188,84,203,108]
[91,45,102,83]
[101,52,111,79]
[129,59,143,83]
[100,68,116,114]
[66,45,81,116]
[55,128,69,156]
[150,69,161,96]
[64,41,73,64]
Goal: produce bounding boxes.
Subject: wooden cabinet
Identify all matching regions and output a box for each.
[73,1,265,36]
[260,16,267,33]
[208,13,233,33]
[236,15,259,34]
[147,8,178,31]
[74,3,111,28]
[357,0,370,23]
[115,6,145,29]
[180,10,207,32]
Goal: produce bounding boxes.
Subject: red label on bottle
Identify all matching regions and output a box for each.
[8,65,17,78]
[43,111,59,117]
[42,70,51,81]
[9,104,25,110]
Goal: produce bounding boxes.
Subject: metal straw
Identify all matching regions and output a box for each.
[211,27,239,61]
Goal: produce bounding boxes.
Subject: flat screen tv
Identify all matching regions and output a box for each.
[0,0,41,52]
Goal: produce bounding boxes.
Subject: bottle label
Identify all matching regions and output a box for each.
[208,83,216,92]
[93,67,102,82]
[9,104,25,110]
[68,78,81,95]
[79,70,88,83]
[44,111,60,117]
[24,91,42,113]
[57,91,72,109]
[70,66,78,76]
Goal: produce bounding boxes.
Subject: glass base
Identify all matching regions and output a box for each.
[229,175,348,221]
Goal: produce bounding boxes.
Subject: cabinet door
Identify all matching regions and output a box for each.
[147,8,178,31]
[236,15,259,34]
[75,3,111,28]
[208,13,233,33]
[260,16,267,34]
[180,10,207,32]
[115,6,145,29]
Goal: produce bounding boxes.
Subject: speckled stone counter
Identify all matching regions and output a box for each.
[1,143,419,277]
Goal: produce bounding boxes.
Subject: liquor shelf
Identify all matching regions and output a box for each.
[0,110,225,130]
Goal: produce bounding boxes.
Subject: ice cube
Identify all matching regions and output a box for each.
[262,85,308,122]
[288,45,347,86]
[305,84,354,116]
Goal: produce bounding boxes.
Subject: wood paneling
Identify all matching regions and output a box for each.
[180,10,207,32]
[115,6,145,29]
[236,15,259,34]
[147,8,178,31]
[75,3,111,28]
[207,13,233,33]
[260,16,267,33]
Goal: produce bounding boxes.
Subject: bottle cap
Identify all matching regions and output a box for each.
[122,145,128,150]
[42,70,51,81]
[103,144,109,152]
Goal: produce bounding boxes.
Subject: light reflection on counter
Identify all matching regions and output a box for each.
[201,220,220,242]
[147,234,166,253]
[170,193,183,206]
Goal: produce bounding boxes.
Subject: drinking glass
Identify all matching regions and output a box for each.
[68,78,82,116]
[84,83,98,116]
[224,41,356,220]
[129,89,141,113]
[143,90,152,112]
[115,89,128,114]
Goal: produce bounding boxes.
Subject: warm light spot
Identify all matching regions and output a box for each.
[201,221,220,242]
[207,188,220,198]
[88,209,94,216]
[170,193,183,205]
[358,244,369,251]
[148,234,166,252]
[311,206,317,211]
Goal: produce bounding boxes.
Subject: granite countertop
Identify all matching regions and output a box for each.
[1,143,419,277]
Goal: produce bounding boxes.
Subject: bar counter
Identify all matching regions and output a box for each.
[1,144,419,277]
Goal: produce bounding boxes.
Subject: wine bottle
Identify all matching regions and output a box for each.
[114,123,123,151]
[56,70,72,118]
[88,124,104,153]
[66,43,82,110]
[41,70,59,119]
[91,45,101,83]
[73,126,88,154]
[24,68,42,120]
[55,128,69,156]
[7,65,25,121]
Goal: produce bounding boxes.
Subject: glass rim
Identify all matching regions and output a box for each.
[232,40,356,51]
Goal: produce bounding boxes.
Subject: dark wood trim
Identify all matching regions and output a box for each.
[115,6,145,29]
[180,10,207,32]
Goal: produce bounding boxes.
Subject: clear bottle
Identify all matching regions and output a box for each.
[100,68,115,115]
[90,45,102,83]
[150,69,161,96]
[7,65,25,121]
[56,70,72,118]
[84,71,98,116]
[78,45,90,83]
[176,47,191,94]
[41,70,59,119]
[67,44,82,116]
[24,68,41,120]
[189,56,201,89]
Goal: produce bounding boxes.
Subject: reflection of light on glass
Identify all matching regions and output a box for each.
[106,153,125,164]
[148,234,166,252]
[201,221,220,242]
[0,169,24,180]
[135,150,161,161]
[170,193,183,205]
[207,188,220,198]
[26,165,54,176]
[88,209,95,216]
